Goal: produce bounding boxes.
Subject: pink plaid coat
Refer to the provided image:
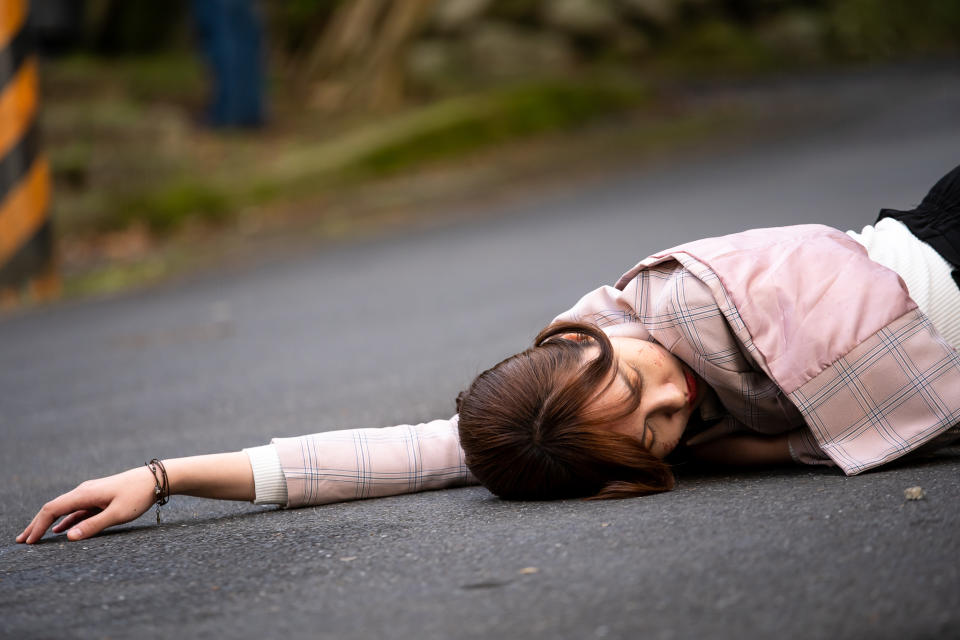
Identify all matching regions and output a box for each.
[274,225,960,508]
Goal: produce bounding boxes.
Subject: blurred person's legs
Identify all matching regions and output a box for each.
[192,0,264,128]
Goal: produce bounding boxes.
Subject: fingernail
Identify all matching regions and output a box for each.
[68,528,81,538]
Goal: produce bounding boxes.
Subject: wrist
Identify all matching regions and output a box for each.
[159,452,256,502]
[143,459,170,524]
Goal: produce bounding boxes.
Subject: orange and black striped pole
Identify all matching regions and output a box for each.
[0,0,57,308]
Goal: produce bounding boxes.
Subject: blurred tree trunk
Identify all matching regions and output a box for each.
[306,0,383,72]
[301,0,437,112]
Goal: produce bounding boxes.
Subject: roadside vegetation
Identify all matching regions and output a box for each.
[34,0,960,297]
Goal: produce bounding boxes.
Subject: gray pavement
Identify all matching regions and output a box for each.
[2,64,960,640]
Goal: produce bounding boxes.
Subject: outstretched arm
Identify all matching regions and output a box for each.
[18,417,478,543]
[17,452,255,544]
[272,417,477,508]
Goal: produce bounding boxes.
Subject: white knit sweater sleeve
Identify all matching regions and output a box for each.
[242,444,288,505]
[847,217,960,349]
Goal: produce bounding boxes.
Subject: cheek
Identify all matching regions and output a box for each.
[652,423,686,458]
[637,344,669,370]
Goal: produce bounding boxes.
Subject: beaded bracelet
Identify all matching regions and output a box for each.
[144,458,170,525]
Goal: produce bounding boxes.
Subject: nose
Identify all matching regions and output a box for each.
[645,378,687,414]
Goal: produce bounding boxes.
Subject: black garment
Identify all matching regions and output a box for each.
[877,164,960,289]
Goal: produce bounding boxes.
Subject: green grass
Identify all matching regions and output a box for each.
[344,81,649,177]
[108,181,233,234]
[44,52,205,103]
[83,79,650,235]
[827,0,960,59]
[52,76,649,235]
[65,257,169,298]
[657,20,780,74]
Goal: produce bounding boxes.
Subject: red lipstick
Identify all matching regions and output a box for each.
[684,369,698,406]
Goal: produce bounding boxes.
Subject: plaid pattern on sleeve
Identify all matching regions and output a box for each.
[273,417,477,508]
[558,239,960,475]
[787,309,960,473]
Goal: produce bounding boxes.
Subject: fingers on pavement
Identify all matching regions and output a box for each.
[65,508,121,541]
[51,509,97,533]
[17,487,100,544]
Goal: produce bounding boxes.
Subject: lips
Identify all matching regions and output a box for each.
[684,369,698,406]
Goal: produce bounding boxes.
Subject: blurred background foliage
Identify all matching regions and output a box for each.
[27,0,960,293]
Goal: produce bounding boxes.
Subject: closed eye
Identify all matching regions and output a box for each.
[617,363,653,449]
[643,421,657,450]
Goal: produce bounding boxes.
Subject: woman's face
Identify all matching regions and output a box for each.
[587,337,705,458]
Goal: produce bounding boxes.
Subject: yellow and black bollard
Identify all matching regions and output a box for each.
[0,0,57,309]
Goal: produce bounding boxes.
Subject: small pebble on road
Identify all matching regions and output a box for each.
[904,486,926,501]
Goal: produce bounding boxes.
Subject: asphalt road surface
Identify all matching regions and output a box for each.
[2,65,959,640]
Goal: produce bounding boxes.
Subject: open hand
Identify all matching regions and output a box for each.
[16,466,158,544]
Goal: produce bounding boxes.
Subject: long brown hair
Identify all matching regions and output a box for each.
[456,321,675,500]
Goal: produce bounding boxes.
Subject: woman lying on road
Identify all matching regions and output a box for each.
[18,165,960,544]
